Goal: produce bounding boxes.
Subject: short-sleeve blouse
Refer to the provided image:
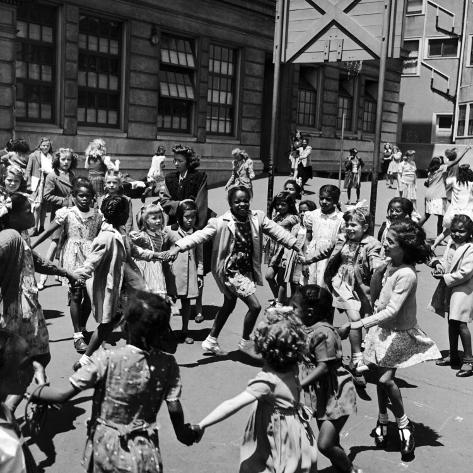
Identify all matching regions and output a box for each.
[307,322,343,365]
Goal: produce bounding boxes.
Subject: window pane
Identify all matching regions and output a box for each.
[438,115,452,129]
[406,0,423,14]
[297,68,318,127]
[458,105,466,136]
[206,44,237,135]
[16,3,56,123]
[161,34,195,67]
[429,38,458,57]
[78,15,122,127]
[402,40,419,74]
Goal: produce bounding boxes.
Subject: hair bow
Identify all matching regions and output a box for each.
[346,199,368,213]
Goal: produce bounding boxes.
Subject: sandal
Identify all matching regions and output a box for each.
[399,421,415,457]
[371,421,388,448]
[456,361,473,377]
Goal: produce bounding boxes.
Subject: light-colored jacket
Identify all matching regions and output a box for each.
[79,223,154,323]
[175,210,298,297]
[430,241,473,321]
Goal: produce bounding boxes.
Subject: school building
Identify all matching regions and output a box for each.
[400,0,473,167]
[0,0,407,183]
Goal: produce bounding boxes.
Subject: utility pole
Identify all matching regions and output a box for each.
[369,0,392,229]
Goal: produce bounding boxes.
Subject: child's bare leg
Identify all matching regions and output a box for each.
[265,267,279,299]
[209,296,237,339]
[378,367,404,418]
[317,418,352,472]
[458,322,473,359]
[346,309,362,355]
[437,215,444,237]
[80,291,91,331]
[433,229,450,249]
[356,186,361,202]
[84,322,114,357]
[418,213,430,227]
[38,240,58,287]
[194,287,204,323]
[241,294,262,341]
[180,299,193,344]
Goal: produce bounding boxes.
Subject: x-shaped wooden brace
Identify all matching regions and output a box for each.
[284,0,382,62]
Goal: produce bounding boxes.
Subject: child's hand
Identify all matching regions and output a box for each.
[432,270,444,280]
[338,322,351,340]
[178,424,196,446]
[350,320,363,329]
[154,251,167,261]
[191,424,204,443]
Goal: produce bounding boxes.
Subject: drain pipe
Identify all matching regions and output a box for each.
[452,0,468,143]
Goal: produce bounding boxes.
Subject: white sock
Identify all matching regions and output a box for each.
[396,414,409,429]
[352,352,363,363]
[206,335,217,344]
[73,332,84,340]
[378,413,389,424]
[79,354,92,366]
[239,338,249,347]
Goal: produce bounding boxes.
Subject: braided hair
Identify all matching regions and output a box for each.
[100,195,128,228]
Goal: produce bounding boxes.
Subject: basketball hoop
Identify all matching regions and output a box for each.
[343,60,363,79]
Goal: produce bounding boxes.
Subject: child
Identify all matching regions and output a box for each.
[2,164,24,195]
[225,148,255,194]
[296,285,360,473]
[387,145,402,189]
[284,179,303,203]
[304,185,344,286]
[39,147,78,290]
[295,138,313,189]
[4,138,30,171]
[72,195,163,370]
[324,205,382,380]
[165,186,301,357]
[430,214,473,377]
[282,199,317,298]
[194,307,317,473]
[141,146,166,202]
[163,200,203,344]
[84,138,119,198]
[352,219,440,458]
[265,191,299,305]
[130,203,167,299]
[444,147,471,202]
[32,178,102,354]
[399,150,417,208]
[377,197,414,248]
[25,137,54,235]
[99,170,133,233]
[29,291,196,472]
[344,148,364,204]
[0,193,76,412]
[383,143,393,188]
[434,164,473,248]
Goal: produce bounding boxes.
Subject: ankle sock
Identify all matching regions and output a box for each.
[396,414,409,429]
[79,354,92,366]
[352,352,363,363]
[206,335,217,344]
[73,332,84,340]
[378,413,389,425]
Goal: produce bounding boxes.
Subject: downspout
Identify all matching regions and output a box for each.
[452,0,468,143]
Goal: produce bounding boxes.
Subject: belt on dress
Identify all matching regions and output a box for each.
[95,417,158,441]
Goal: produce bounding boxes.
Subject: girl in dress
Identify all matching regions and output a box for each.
[265,191,299,305]
[84,138,119,198]
[387,145,402,189]
[399,150,417,207]
[39,147,78,290]
[296,285,360,473]
[130,203,167,298]
[163,200,203,344]
[344,148,364,204]
[0,193,76,413]
[166,186,300,357]
[25,137,54,235]
[32,178,102,354]
[433,164,473,248]
[99,170,134,233]
[225,148,255,194]
[429,214,473,377]
[377,197,414,248]
[324,205,382,380]
[282,200,317,299]
[141,146,166,202]
[194,307,317,473]
[352,219,440,459]
[30,291,196,473]
[72,196,163,370]
[304,185,344,286]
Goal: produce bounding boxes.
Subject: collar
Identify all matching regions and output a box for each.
[179,170,188,182]
[318,209,342,220]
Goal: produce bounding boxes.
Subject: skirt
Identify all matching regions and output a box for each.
[344,171,361,189]
[425,198,447,216]
[387,160,400,175]
[89,172,105,197]
[400,176,416,200]
[331,265,361,311]
[363,325,441,368]
[224,271,256,298]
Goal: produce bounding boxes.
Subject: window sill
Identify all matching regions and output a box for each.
[156,133,197,142]
[16,123,64,134]
[206,136,240,144]
[77,128,127,138]
[401,73,420,77]
[297,128,323,137]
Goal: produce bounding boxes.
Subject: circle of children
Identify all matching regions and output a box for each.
[1,134,473,473]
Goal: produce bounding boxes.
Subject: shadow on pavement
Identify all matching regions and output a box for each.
[180,349,264,368]
[43,310,64,320]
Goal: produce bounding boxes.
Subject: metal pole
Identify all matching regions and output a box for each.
[267,0,285,214]
[338,111,345,189]
[369,0,391,231]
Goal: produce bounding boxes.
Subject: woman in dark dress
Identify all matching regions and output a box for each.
[159,145,210,322]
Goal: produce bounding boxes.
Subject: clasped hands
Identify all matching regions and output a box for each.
[179,423,205,446]
[431,264,444,280]
[153,246,180,262]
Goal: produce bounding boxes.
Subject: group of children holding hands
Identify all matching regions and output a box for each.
[1,137,473,473]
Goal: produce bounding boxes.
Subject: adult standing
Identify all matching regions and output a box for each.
[344,148,364,204]
[25,137,54,235]
[295,138,313,190]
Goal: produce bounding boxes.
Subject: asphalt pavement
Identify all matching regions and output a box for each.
[26,175,473,473]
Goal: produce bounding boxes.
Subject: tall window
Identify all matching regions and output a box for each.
[78,16,121,127]
[16,4,56,122]
[362,80,377,133]
[458,105,466,137]
[297,67,318,127]
[402,40,420,75]
[406,0,424,15]
[158,34,196,133]
[427,38,458,58]
[206,45,237,135]
[337,76,354,130]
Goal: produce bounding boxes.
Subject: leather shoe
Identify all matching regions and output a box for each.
[74,337,88,354]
